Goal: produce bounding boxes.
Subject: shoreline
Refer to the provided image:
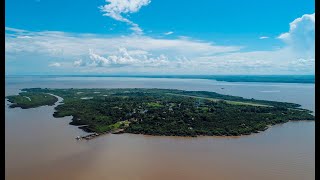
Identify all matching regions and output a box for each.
[73,120,314,141]
[5,75,315,84]
[6,90,315,141]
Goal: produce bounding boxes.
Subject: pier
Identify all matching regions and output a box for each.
[76,129,125,140]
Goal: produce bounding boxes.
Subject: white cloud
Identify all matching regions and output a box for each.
[48,62,61,67]
[278,13,315,56]
[73,59,86,67]
[89,49,111,66]
[16,35,32,39]
[87,47,169,67]
[5,27,241,58]
[5,11,315,75]
[5,27,26,33]
[99,0,151,34]
[164,31,174,35]
[259,36,269,39]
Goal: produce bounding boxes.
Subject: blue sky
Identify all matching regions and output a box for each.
[5,0,315,75]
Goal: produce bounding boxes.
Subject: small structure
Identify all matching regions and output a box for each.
[75,132,100,140]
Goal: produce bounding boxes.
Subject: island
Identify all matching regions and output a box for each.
[6,91,58,109]
[6,88,314,138]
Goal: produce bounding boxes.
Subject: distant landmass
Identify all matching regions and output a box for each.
[8,75,314,84]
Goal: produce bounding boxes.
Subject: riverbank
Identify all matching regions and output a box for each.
[7,88,314,138]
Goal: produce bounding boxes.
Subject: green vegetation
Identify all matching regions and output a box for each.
[6,91,58,109]
[165,93,270,107]
[93,120,130,133]
[6,88,314,137]
[147,102,163,108]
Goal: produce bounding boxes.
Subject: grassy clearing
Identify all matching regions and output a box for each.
[95,120,130,133]
[147,102,163,108]
[166,93,271,107]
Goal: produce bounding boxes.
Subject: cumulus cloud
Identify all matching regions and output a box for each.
[99,0,151,34]
[73,59,86,67]
[278,13,315,56]
[89,49,109,65]
[289,58,314,71]
[48,62,61,67]
[87,47,169,67]
[164,31,174,35]
[259,36,269,39]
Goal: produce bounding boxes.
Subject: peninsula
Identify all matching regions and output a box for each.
[6,88,314,137]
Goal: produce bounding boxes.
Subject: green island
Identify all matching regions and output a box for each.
[6,88,314,137]
[6,92,58,109]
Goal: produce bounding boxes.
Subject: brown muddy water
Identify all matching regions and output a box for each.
[5,77,315,180]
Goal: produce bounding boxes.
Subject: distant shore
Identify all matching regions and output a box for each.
[5,75,315,84]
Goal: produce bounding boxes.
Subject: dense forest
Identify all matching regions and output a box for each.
[6,92,58,109]
[6,88,314,137]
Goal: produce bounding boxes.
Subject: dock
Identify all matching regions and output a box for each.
[76,132,100,140]
[75,129,125,140]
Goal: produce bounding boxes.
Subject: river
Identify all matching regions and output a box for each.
[5,76,315,180]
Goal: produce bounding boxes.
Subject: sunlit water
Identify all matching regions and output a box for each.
[5,77,315,180]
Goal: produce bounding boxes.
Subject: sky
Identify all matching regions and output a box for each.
[5,0,315,75]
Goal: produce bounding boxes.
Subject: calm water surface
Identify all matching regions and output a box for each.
[5,77,315,180]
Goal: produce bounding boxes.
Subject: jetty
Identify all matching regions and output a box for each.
[76,133,99,140]
[75,129,125,140]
